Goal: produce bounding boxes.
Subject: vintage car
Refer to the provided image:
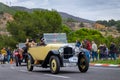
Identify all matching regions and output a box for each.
[27,33,89,74]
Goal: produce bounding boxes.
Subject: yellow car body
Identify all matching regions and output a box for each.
[28,44,65,61]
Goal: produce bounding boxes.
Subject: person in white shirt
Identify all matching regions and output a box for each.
[92,41,98,61]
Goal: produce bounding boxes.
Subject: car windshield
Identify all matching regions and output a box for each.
[18,43,26,48]
[44,33,67,44]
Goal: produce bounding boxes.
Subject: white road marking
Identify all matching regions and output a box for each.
[10,66,15,69]
[44,74,70,79]
[19,70,29,73]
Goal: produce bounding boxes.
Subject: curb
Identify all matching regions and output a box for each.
[90,63,120,68]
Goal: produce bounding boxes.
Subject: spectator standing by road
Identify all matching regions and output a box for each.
[1,47,7,64]
[6,47,11,63]
[118,44,120,59]
[81,40,86,48]
[91,41,98,61]
[104,44,109,60]
[85,39,92,51]
[98,44,106,60]
[75,40,81,48]
[110,42,117,60]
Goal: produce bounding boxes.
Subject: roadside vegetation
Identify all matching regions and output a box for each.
[91,59,120,65]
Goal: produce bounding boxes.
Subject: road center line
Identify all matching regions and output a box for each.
[44,74,70,79]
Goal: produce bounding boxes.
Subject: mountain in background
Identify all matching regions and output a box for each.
[0,2,94,23]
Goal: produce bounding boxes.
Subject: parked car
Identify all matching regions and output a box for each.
[27,33,89,74]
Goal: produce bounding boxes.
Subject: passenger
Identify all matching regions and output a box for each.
[29,39,37,47]
[37,38,46,46]
[25,38,37,47]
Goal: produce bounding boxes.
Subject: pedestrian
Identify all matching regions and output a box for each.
[109,42,117,60]
[91,41,98,61]
[98,44,104,60]
[118,44,120,59]
[75,39,81,48]
[104,44,109,60]
[81,40,86,48]
[6,47,11,63]
[1,47,7,64]
[85,39,92,51]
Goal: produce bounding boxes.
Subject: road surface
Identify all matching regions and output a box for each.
[0,63,119,80]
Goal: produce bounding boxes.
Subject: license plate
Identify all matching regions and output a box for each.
[64,63,77,67]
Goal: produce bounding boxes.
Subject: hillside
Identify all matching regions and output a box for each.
[0,2,94,23]
[0,2,120,37]
[59,12,94,23]
[0,3,16,14]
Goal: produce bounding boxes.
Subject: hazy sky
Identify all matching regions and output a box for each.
[0,0,120,21]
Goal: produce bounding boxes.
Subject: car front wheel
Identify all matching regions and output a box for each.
[78,54,89,73]
[49,56,60,74]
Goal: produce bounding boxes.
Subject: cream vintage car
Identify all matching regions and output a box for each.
[27,33,89,74]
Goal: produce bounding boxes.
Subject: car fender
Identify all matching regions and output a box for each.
[42,50,63,67]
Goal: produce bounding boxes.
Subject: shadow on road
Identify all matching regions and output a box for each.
[32,70,82,74]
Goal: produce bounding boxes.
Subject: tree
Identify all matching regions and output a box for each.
[116,23,120,32]
[7,10,62,42]
[0,35,16,49]
[96,20,108,27]
[79,22,84,27]
[108,19,116,26]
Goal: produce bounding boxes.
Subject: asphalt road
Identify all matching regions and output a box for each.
[0,63,119,80]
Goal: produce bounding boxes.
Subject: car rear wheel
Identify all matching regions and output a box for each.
[78,54,89,73]
[27,54,34,71]
[49,56,60,74]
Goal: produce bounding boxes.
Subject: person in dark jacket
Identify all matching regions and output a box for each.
[110,42,117,60]
[6,47,11,63]
[118,44,120,59]
[75,40,81,48]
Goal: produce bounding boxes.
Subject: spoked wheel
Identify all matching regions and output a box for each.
[78,54,89,73]
[27,54,34,71]
[49,56,60,74]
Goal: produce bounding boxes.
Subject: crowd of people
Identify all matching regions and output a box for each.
[75,39,120,61]
[0,37,46,64]
[0,38,120,64]
[0,47,12,64]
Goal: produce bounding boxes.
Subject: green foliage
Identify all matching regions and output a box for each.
[7,10,62,43]
[116,22,120,32]
[79,22,84,27]
[66,18,77,22]
[0,35,17,49]
[96,19,120,32]
[91,59,120,65]
[61,24,72,34]
[96,20,108,27]
[67,28,109,46]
